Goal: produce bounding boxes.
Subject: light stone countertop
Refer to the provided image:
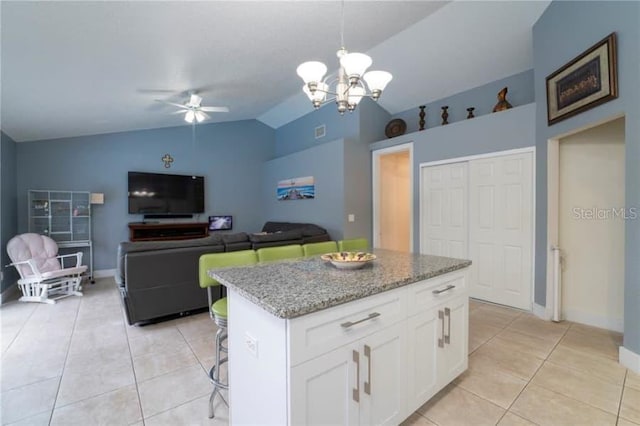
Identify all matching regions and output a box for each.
[209,249,471,319]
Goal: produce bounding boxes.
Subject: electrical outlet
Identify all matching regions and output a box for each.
[245,332,258,358]
[348,214,355,222]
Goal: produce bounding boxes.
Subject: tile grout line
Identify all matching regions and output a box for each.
[0,303,38,355]
[616,371,628,425]
[48,299,82,425]
[121,300,146,426]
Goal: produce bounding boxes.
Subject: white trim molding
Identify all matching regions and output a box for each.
[620,346,640,374]
[418,146,536,169]
[533,303,552,321]
[372,142,414,252]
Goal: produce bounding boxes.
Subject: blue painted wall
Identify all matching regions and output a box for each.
[390,70,535,134]
[16,120,275,270]
[533,1,640,354]
[274,100,360,158]
[1,132,19,292]
[262,139,345,240]
[371,103,536,254]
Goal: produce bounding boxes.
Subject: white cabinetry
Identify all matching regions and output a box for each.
[291,321,407,426]
[227,269,469,426]
[406,272,468,413]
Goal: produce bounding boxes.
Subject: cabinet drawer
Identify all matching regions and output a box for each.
[407,270,467,316]
[288,288,407,366]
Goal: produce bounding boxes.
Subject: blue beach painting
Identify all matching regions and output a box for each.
[277,176,315,200]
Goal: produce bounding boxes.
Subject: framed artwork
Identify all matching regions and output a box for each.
[277,176,315,201]
[546,32,618,126]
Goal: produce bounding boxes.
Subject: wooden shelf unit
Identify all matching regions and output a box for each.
[128,222,209,242]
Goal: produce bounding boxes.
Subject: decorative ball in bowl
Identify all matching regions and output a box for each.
[320,252,377,270]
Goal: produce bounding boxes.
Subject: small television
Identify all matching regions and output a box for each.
[209,215,233,231]
[128,171,205,215]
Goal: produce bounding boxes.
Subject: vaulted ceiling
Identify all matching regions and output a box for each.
[1,1,549,142]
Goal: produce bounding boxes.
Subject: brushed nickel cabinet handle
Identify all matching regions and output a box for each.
[438,310,445,348]
[364,345,372,395]
[353,350,360,403]
[445,307,451,344]
[432,284,456,295]
[341,312,381,328]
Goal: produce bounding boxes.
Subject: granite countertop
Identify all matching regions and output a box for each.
[209,249,471,319]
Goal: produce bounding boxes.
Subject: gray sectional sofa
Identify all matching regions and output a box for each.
[116,221,330,325]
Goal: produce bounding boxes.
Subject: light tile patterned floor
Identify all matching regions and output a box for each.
[1,278,638,425]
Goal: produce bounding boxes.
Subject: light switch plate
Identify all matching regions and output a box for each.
[348,214,355,222]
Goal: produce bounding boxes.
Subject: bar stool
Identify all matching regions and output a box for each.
[199,250,258,419]
[337,238,369,252]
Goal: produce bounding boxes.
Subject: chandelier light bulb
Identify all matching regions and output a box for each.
[296,61,328,84]
[363,70,393,100]
[339,52,372,81]
[347,86,366,107]
[303,83,328,103]
[184,110,195,123]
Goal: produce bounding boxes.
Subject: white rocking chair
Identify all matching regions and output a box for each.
[6,233,86,304]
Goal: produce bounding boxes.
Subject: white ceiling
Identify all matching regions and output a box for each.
[1,1,550,143]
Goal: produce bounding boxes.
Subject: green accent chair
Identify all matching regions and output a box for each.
[257,244,304,263]
[198,250,258,418]
[338,238,369,252]
[303,241,338,257]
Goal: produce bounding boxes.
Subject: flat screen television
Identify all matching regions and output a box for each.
[128,171,205,215]
[209,215,233,231]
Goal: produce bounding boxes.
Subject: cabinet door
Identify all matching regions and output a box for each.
[290,344,359,426]
[438,295,468,386]
[360,322,407,426]
[406,309,440,414]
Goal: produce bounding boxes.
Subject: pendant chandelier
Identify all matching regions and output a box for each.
[296,1,392,114]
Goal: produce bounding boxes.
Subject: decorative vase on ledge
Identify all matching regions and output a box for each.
[419,106,426,131]
[441,106,449,125]
[466,107,475,119]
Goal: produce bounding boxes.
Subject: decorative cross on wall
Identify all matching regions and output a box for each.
[161,154,174,168]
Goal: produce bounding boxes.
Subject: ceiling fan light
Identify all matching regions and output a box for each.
[185,110,195,123]
[296,61,328,84]
[340,52,372,79]
[363,70,393,93]
[195,111,206,123]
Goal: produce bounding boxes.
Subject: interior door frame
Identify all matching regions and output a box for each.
[419,147,536,310]
[545,113,626,322]
[372,142,414,252]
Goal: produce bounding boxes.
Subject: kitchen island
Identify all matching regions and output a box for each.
[210,249,471,425]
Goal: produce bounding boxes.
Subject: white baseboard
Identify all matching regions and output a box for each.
[620,346,640,374]
[93,269,116,278]
[562,308,623,333]
[533,303,552,321]
[0,284,20,305]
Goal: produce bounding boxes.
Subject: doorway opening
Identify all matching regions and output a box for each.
[372,144,413,252]
[548,116,625,332]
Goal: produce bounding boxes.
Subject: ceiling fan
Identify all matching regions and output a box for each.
[158,93,229,123]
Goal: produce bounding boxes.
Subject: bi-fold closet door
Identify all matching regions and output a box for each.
[421,151,533,311]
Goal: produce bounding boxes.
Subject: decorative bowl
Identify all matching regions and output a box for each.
[385,118,407,138]
[321,252,377,270]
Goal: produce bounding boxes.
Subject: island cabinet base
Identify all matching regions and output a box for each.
[227,269,469,426]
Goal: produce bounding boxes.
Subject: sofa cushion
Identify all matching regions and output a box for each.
[249,229,302,243]
[120,235,223,254]
[262,221,328,237]
[221,232,249,244]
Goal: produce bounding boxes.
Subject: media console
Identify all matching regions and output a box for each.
[128,222,209,242]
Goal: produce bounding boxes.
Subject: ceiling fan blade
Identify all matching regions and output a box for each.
[156,100,189,109]
[170,110,186,115]
[199,106,229,112]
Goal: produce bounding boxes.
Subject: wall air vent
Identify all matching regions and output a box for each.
[315,124,326,139]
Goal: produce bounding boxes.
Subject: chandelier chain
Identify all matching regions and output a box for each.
[340,0,345,49]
